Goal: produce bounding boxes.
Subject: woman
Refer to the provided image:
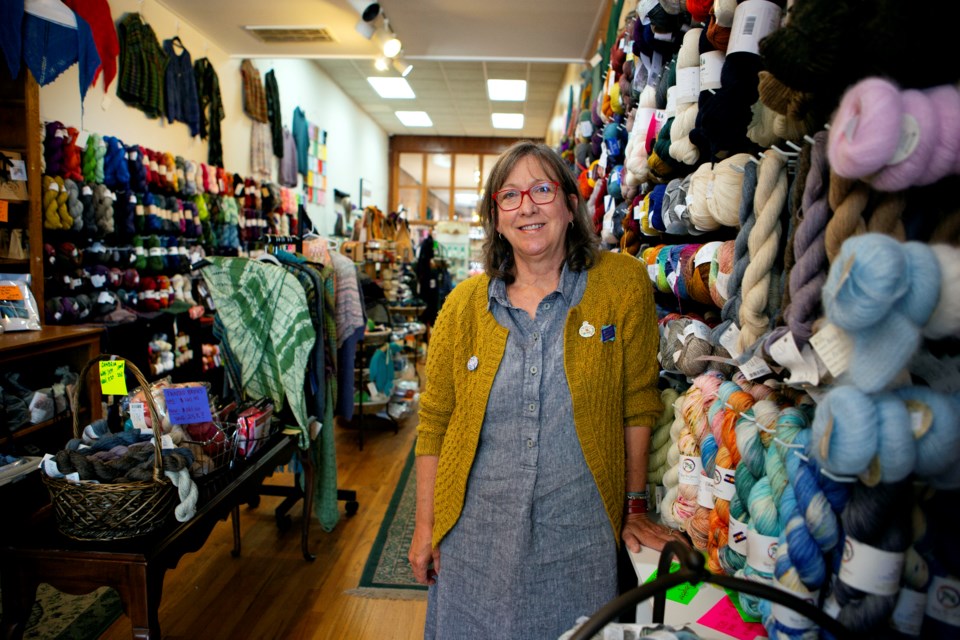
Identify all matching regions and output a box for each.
[409,141,682,639]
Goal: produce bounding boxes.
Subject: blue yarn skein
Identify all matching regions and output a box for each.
[811,386,878,477]
[893,387,960,484]
[822,234,942,392]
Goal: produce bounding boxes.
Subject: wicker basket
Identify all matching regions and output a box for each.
[41,356,176,541]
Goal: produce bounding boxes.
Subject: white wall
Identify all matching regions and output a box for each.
[38,0,389,235]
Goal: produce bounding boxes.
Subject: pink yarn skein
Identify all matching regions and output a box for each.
[870,89,937,192]
[828,78,902,179]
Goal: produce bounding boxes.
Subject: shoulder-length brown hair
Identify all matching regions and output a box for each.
[479,140,599,284]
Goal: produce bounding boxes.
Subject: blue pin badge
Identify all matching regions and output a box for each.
[601,324,616,343]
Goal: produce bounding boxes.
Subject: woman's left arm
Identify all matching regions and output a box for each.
[622,425,685,552]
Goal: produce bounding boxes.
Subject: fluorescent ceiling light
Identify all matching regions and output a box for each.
[396,111,433,127]
[367,77,415,99]
[487,79,527,101]
[492,113,524,129]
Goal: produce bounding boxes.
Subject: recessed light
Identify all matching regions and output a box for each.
[487,79,527,101]
[396,111,433,127]
[367,77,415,99]
[492,113,524,129]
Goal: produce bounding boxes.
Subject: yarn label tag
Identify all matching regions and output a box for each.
[727,0,783,56]
[679,455,702,486]
[42,453,63,479]
[99,360,128,396]
[699,51,725,91]
[129,402,149,432]
[771,584,818,630]
[647,263,657,282]
[888,114,920,166]
[810,323,853,377]
[739,355,772,380]
[637,0,659,20]
[163,386,213,425]
[712,465,736,500]
[769,331,819,386]
[728,515,748,555]
[697,474,715,508]
[664,86,677,118]
[674,67,700,105]
[891,588,926,636]
[694,241,722,268]
[839,536,904,596]
[654,484,664,513]
[682,320,710,343]
[746,531,778,573]
[925,576,960,627]
[719,323,743,359]
[715,271,730,301]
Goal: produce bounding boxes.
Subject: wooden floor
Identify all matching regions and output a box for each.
[100,416,426,640]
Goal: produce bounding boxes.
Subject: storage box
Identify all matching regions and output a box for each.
[0,149,28,201]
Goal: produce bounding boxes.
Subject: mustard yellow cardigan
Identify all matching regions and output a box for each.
[416,251,663,548]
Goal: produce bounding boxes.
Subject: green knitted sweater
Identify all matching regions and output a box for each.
[416,251,662,547]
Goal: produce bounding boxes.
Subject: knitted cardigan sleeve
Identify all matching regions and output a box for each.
[620,255,662,428]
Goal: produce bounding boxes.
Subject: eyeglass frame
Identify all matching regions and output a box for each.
[492,181,561,211]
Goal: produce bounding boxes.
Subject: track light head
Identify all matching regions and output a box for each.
[348,1,381,22]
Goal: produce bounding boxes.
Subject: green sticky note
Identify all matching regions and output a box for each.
[724,588,762,623]
[99,360,128,396]
[644,561,700,605]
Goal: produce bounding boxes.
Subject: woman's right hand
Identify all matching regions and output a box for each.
[409,523,440,585]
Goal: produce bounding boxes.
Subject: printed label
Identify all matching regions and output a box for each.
[699,51,725,91]
[715,272,730,301]
[746,531,778,574]
[655,485,665,513]
[810,323,853,377]
[772,584,818,630]
[888,114,920,166]
[697,474,715,508]
[679,455,703,486]
[664,86,677,119]
[891,588,926,636]
[770,332,820,386]
[839,536,905,596]
[647,263,658,282]
[727,0,783,56]
[682,321,711,343]
[694,241,722,268]
[713,465,736,500]
[719,323,743,359]
[926,576,960,627]
[740,355,772,380]
[729,515,748,555]
[675,66,700,105]
[130,402,148,431]
[637,0,659,19]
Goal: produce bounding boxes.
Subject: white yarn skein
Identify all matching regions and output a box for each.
[669,28,703,166]
[707,153,754,228]
[688,163,718,231]
[625,86,658,186]
[165,468,199,522]
[658,394,687,530]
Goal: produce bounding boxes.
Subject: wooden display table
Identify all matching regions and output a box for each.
[0,433,313,640]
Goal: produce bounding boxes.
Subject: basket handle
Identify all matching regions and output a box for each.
[73,355,165,482]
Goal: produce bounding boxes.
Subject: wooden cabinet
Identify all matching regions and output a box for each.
[0,65,43,307]
[0,326,103,453]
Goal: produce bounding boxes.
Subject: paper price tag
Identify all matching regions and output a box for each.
[0,284,23,301]
[0,200,7,222]
[130,402,149,431]
[810,322,853,377]
[99,360,128,396]
[162,386,213,424]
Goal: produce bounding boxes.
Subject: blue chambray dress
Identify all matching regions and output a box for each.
[425,264,617,639]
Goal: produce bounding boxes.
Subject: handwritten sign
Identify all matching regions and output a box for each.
[644,562,701,605]
[0,200,7,222]
[163,386,212,424]
[99,360,128,395]
[698,595,767,640]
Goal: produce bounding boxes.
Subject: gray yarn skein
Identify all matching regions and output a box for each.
[784,131,831,346]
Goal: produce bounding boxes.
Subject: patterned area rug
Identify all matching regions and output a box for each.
[347,443,427,600]
[0,583,121,639]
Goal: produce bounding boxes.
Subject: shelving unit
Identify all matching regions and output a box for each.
[0,65,43,306]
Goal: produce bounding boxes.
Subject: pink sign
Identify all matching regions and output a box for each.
[697,596,767,640]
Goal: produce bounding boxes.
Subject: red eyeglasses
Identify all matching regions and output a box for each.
[492,181,560,211]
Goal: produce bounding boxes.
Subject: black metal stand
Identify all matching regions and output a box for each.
[569,541,856,640]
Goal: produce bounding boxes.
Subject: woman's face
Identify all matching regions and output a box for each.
[494,155,575,267]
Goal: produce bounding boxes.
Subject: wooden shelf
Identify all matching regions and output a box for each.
[0,257,28,266]
[0,408,88,447]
